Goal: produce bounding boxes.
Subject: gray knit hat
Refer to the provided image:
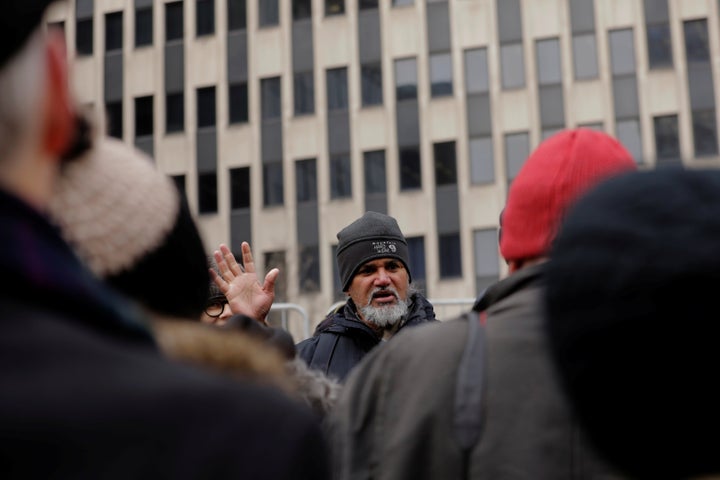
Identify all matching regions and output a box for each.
[336,211,411,291]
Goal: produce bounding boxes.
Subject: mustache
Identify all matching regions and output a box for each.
[367,287,399,305]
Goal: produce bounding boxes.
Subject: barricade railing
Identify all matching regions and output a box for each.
[269,302,310,340]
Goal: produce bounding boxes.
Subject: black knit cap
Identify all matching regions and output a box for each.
[0,1,54,70]
[336,211,411,291]
[545,167,720,479]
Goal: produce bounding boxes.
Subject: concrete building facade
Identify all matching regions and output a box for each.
[45,0,720,338]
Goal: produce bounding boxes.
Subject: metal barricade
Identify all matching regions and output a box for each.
[269,302,310,339]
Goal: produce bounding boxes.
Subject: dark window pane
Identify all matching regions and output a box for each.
[295,159,317,203]
[439,233,462,278]
[684,19,710,63]
[474,228,499,295]
[228,0,247,30]
[359,0,378,9]
[504,132,530,181]
[76,18,93,55]
[230,167,251,209]
[293,0,312,19]
[197,86,216,128]
[106,102,123,139]
[171,174,187,199]
[500,43,525,89]
[261,77,281,119]
[469,136,495,184]
[434,141,457,186]
[535,38,562,85]
[165,1,184,42]
[330,154,352,199]
[692,109,718,157]
[464,48,489,94]
[134,96,154,137]
[395,58,417,101]
[135,7,153,47]
[646,23,673,68]
[166,92,185,133]
[326,0,345,15]
[259,0,279,27]
[406,235,426,286]
[327,68,348,111]
[198,172,218,214]
[364,150,386,194]
[399,147,422,190]
[263,162,284,206]
[361,63,383,106]
[393,0,413,5]
[572,33,599,79]
[299,245,320,292]
[105,12,123,52]
[430,52,453,97]
[294,71,315,115]
[229,83,249,124]
[196,0,215,36]
[653,114,680,162]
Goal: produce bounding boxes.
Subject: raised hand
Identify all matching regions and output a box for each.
[209,242,279,325]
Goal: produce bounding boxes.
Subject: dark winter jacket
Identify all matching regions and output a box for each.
[296,292,436,382]
[328,264,625,480]
[0,189,329,480]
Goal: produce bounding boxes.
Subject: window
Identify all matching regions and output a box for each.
[230,167,251,209]
[166,92,185,133]
[293,0,312,20]
[361,63,383,106]
[228,0,247,30]
[229,83,249,124]
[261,77,282,120]
[264,251,287,302]
[395,58,417,101]
[653,115,680,164]
[646,23,672,68]
[134,96,153,137]
[616,119,644,163]
[504,132,529,182]
[106,102,123,139]
[399,147,422,190]
[359,0,378,9]
[171,174,187,198]
[259,0,279,27]
[196,0,215,36]
[434,141,457,186]
[165,1,184,42]
[464,48,489,94]
[692,109,718,157]
[393,0,413,5]
[327,68,348,111]
[198,172,218,214]
[684,20,711,63]
[364,150,386,194]
[430,52,453,97]
[197,86,216,128]
[296,159,317,203]
[406,236,426,291]
[331,245,344,300]
[326,0,345,15]
[439,233,462,278]
[470,136,494,184]
[572,33,599,79]
[76,18,93,55]
[330,154,352,199]
[263,162,284,206]
[105,12,123,52]
[293,71,315,116]
[536,38,562,85]
[299,245,320,292]
[474,229,500,294]
[500,43,525,89]
[135,6,153,47]
[609,29,636,75]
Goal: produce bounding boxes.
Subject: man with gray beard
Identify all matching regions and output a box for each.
[296,212,437,382]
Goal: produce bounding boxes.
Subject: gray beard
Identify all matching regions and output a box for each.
[359,285,415,329]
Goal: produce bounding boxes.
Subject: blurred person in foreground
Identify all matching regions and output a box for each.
[328,129,636,480]
[545,168,720,480]
[0,3,329,478]
[296,211,437,382]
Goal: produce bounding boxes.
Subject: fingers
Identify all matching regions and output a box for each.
[263,268,280,294]
[241,241,257,273]
[209,268,229,293]
[218,243,243,277]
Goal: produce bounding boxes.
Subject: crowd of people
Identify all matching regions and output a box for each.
[2,2,720,479]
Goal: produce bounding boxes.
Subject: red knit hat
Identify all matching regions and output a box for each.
[499,129,637,262]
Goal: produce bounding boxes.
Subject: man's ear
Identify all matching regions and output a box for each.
[42,31,74,159]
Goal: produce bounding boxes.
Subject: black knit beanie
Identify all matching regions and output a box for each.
[336,211,411,291]
[545,167,720,479]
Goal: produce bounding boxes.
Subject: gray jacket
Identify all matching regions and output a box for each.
[328,264,624,480]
